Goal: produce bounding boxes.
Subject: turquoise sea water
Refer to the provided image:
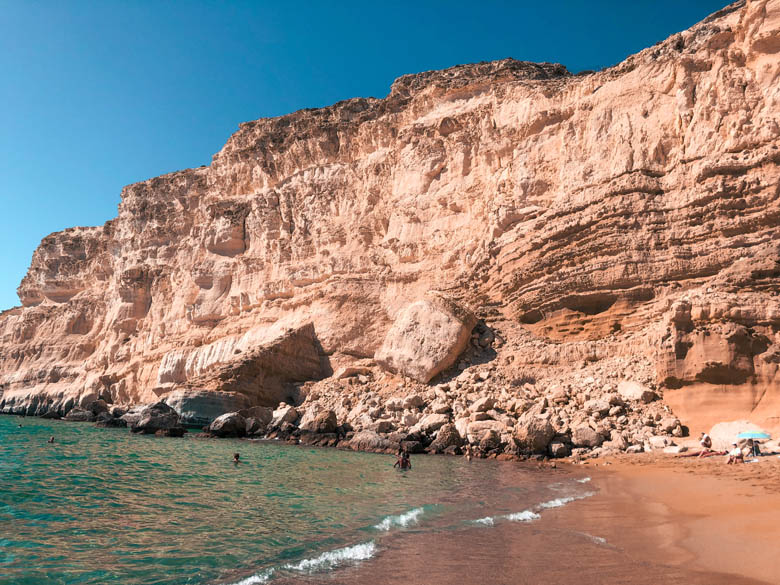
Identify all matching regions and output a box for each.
[0,416,593,585]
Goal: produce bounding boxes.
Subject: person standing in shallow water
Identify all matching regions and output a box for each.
[394,451,411,470]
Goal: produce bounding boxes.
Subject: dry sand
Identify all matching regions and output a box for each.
[582,451,780,584]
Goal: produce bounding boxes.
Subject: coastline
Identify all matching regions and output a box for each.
[266,454,780,585]
[5,414,779,585]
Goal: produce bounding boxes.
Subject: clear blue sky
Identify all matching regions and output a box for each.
[0,1,730,311]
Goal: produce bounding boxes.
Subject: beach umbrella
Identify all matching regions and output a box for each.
[736,431,771,440]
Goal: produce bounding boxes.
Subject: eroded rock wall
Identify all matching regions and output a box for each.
[1,0,779,435]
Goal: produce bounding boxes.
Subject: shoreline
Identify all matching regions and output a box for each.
[300,456,778,585]
[6,414,779,584]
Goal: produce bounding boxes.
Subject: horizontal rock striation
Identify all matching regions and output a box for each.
[1,1,779,451]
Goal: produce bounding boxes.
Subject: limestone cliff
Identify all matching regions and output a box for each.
[2,0,779,440]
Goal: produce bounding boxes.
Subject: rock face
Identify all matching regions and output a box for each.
[1,1,780,445]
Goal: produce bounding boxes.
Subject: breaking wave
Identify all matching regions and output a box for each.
[374,507,425,531]
[538,492,594,509]
[283,541,377,573]
[472,509,540,526]
[504,510,541,522]
[471,489,594,527]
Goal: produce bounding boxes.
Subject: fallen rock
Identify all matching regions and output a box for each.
[584,399,610,416]
[164,389,253,427]
[271,404,299,427]
[238,406,273,426]
[470,396,496,413]
[349,430,391,452]
[479,429,501,451]
[155,427,186,437]
[428,423,463,452]
[64,407,96,422]
[617,381,656,404]
[571,425,604,448]
[208,412,247,437]
[403,394,425,410]
[300,410,338,434]
[513,416,555,453]
[549,441,569,458]
[466,420,505,443]
[86,399,110,415]
[645,436,672,450]
[375,295,477,383]
[413,413,450,434]
[130,402,184,435]
[95,412,127,428]
[245,417,267,436]
[709,420,769,451]
[663,445,687,454]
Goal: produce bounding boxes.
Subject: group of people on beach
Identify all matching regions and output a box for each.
[696,432,762,464]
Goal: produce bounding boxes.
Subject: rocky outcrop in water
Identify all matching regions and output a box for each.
[1,1,779,456]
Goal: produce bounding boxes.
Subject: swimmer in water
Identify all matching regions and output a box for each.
[47,436,55,444]
[233,453,241,465]
[393,451,412,470]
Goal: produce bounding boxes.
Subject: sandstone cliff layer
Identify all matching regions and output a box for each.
[1,0,779,442]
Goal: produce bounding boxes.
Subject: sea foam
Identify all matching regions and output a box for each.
[283,541,377,573]
[473,509,540,526]
[374,507,425,531]
[504,510,541,522]
[538,492,594,509]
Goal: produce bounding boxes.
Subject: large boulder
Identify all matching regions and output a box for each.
[271,404,299,428]
[571,425,604,448]
[245,417,268,436]
[208,412,247,437]
[300,410,338,434]
[428,423,463,452]
[479,429,501,451]
[348,430,391,452]
[617,381,657,404]
[411,413,450,434]
[466,420,506,443]
[85,399,110,415]
[64,407,96,422]
[375,295,477,383]
[513,416,555,453]
[239,406,273,426]
[95,412,127,428]
[130,402,184,435]
[164,389,253,427]
[709,420,770,450]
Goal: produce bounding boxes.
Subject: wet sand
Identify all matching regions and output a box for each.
[279,454,779,585]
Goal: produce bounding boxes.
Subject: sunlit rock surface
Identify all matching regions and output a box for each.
[1,0,779,437]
